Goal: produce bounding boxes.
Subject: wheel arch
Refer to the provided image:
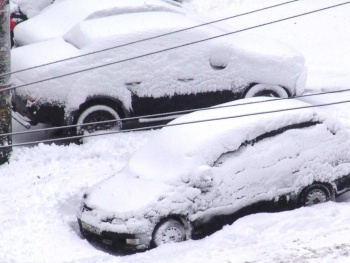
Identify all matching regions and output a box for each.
[242,83,292,98]
[74,96,130,121]
[151,214,192,246]
[297,181,336,208]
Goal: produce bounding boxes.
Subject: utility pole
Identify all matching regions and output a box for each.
[0,0,12,165]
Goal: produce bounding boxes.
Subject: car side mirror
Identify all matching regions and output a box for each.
[209,43,232,70]
[191,165,213,192]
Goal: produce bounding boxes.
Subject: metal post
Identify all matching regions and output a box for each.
[0,0,12,165]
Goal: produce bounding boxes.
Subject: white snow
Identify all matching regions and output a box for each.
[13,0,183,46]
[2,0,350,262]
[184,0,350,93]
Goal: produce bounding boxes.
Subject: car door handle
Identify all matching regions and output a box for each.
[125,81,141,87]
[177,78,194,82]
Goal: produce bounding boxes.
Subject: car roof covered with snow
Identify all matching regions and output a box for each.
[126,97,342,182]
[13,0,184,46]
[63,11,205,49]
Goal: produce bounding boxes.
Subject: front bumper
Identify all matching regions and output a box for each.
[78,219,150,252]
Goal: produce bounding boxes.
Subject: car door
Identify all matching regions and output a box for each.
[127,28,239,118]
[191,122,322,232]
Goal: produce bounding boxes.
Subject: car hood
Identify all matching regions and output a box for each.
[84,168,174,216]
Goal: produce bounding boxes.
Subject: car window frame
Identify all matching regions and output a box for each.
[213,121,321,167]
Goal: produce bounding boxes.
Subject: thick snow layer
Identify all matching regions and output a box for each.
[184,0,350,93]
[128,98,330,181]
[13,0,183,46]
[2,0,350,262]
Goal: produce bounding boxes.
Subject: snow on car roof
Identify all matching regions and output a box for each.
[63,11,201,49]
[127,97,341,182]
[13,0,183,46]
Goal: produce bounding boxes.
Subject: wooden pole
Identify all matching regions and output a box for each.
[0,0,12,165]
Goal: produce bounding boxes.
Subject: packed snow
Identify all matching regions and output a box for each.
[2,0,350,262]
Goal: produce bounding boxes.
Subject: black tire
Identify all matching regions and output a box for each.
[76,105,122,135]
[299,184,332,207]
[244,84,288,98]
[152,219,186,247]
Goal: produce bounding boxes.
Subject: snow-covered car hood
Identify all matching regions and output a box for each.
[13,0,183,46]
[84,169,174,216]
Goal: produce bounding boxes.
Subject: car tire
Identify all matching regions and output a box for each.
[152,218,187,247]
[299,184,332,207]
[245,84,288,98]
[76,105,122,135]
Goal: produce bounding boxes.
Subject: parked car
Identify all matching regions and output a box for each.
[10,0,60,19]
[13,0,183,46]
[9,6,27,47]
[11,11,307,135]
[77,97,350,251]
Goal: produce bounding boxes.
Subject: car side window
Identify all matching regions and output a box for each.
[213,121,321,167]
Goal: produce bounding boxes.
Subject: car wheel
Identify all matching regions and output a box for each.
[299,184,332,207]
[76,105,122,135]
[152,219,186,247]
[245,84,288,98]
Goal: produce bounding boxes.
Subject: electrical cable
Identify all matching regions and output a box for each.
[1,0,349,93]
[1,97,350,149]
[1,1,349,148]
[0,0,300,78]
[4,85,350,138]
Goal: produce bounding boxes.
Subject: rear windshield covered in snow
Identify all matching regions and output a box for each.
[63,11,200,49]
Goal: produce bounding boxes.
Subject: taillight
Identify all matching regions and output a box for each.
[10,18,17,31]
[26,95,37,104]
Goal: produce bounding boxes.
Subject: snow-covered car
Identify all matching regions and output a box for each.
[77,97,350,252]
[13,0,183,46]
[11,11,307,135]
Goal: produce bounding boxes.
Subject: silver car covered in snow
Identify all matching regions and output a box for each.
[77,98,350,251]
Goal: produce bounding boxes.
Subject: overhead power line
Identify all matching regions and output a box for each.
[1,1,349,149]
[0,0,299,78]
[1,0,349,93]
[4,87,350,139]
[2,97,350,149]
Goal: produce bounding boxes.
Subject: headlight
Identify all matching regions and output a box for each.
[77,202,85,218]
[126,238,140,246]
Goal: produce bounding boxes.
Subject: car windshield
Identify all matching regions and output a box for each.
[63,11,200,49]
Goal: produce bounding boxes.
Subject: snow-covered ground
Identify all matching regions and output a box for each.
[1,0,350,262]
